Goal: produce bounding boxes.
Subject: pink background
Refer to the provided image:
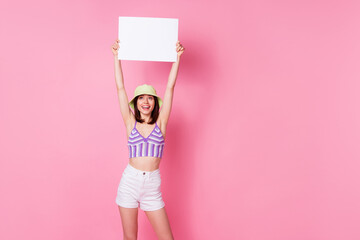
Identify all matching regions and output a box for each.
[1,0,360,239]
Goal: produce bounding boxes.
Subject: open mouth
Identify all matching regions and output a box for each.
[141,106,150,110]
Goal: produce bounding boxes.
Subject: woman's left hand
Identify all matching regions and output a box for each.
[176,41,185,57]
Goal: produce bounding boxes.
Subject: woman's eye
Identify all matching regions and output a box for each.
[139,96,143,99]
[149,97,153,100]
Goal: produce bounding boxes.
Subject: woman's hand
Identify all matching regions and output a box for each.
[176,41,185,58]
[111,39,120,56]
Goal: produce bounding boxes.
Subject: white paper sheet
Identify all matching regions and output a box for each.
[118,16,178,62]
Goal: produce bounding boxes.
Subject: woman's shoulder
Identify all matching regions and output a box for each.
[126,117,136,136]
[156,118,162,128]
[156,118,166,138]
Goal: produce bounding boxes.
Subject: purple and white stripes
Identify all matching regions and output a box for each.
[128,122,165,158]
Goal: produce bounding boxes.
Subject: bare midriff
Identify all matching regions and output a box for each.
[129,157,161,172]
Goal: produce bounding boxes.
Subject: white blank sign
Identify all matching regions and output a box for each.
[118,16,178,62]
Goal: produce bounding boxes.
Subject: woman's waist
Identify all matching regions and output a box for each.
[129,157,161,172]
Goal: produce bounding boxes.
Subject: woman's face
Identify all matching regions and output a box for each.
[137,94,155,115]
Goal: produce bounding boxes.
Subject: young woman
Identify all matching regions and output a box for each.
[111,39,185,240]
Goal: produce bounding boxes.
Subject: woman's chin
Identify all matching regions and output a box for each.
[140,111,151,116]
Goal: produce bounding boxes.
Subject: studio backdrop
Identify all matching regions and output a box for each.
[1,0,360,239]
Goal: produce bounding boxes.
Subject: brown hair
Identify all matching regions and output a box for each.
[133,95,160,124]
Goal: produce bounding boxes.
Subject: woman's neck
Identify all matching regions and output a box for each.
[140,115,152,124]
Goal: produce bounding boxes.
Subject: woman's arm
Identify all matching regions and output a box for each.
[159,41,185,127]
[111,39,134,126]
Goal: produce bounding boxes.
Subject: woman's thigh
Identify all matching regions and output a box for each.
[145,207,174,240]
[118,206,139,239]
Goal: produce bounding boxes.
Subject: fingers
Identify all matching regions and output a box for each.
[111,39,120,51]
[176,40,184,52]
[176,40,180,47]
[112,43,118,50]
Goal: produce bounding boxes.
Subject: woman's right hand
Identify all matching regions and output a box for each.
[111,39,120,56]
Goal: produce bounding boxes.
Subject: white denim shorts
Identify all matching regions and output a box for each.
[116,163,165,211]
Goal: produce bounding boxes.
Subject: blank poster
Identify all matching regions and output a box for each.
[118,16,179,62]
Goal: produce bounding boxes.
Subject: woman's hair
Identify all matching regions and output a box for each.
[133,95,159,124]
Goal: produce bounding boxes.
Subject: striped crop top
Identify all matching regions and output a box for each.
[127,121,165,158]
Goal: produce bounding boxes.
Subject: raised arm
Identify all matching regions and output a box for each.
[111,39,134,127]
[159,41,185,128]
